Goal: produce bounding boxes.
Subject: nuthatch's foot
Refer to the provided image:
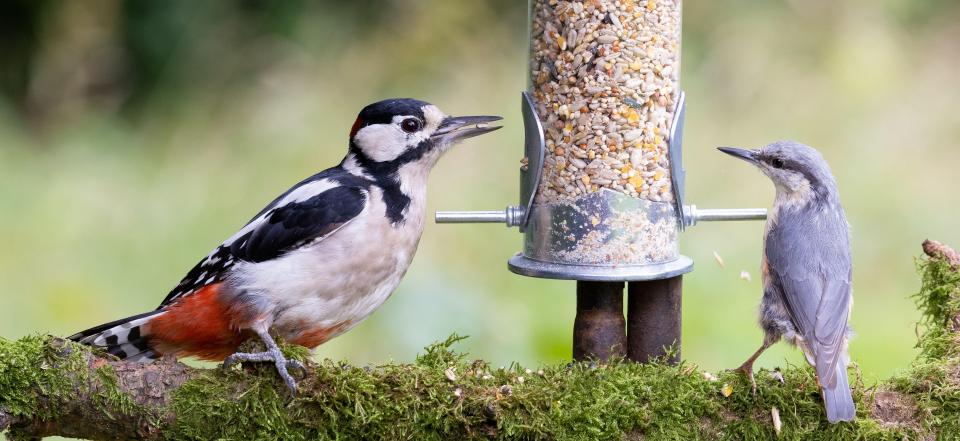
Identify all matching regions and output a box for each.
[223,347,306,394]
[729,342,772,395]
[731,362,759,395]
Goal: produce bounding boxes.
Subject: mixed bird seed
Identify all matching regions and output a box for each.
[529,0,681,203]
[555,206,678,264]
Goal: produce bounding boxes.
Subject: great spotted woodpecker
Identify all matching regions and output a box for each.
[69,99,501,392]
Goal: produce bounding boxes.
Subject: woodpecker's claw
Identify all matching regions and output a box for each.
[223,326,307,394]
[223,347,304,394]
[287,359,307,377]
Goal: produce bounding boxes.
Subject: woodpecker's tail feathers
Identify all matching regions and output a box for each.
[68,311,165,362]
[821,354,855,423]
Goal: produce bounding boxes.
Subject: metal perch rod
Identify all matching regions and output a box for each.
[435,206,768,227]
[684,206,767,226]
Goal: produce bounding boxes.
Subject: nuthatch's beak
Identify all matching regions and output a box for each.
[717,147,761,165]
[432,115,503,144]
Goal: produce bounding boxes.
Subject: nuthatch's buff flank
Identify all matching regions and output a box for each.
[69,99,502,393]
[719,141,855,423]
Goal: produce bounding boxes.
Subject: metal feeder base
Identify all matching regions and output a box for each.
[507,253,694,282]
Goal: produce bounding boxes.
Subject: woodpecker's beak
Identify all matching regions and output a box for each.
[432,115,503,144]
[717,147,760,165]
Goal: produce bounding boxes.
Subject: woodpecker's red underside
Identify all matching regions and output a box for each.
[146,283,249,361]
[145,283,354,360]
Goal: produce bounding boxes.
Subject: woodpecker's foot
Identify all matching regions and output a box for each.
[223,348,305,394]
[729,362,758,394]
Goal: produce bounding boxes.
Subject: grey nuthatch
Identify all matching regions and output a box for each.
[719,141,855,423]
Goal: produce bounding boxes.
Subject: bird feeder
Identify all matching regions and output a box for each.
[437,0,766,363]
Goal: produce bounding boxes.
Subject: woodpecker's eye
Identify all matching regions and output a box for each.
[400,118,422,133]
[770,158,785,169]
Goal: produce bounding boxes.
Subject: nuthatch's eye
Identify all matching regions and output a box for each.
[400,118,422,133]
[770,158,785,169]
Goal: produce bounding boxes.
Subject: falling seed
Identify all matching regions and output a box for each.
[740,270,752,282]
[517,376,525,384]
[771,407,782,435]
[713,251,726,268]
[445,368,457,382]
[454,387,463,398]
[703,372,718,382]
[525,368,533,375]
[720,383,733,397]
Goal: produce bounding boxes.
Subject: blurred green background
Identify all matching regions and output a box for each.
[1,0,958,387]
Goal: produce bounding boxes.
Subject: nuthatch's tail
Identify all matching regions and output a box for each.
[821,353,855,423]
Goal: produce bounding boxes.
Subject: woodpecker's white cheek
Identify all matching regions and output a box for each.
[354,124,408,162]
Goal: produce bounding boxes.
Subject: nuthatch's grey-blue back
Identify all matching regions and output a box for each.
[719,141,855,423]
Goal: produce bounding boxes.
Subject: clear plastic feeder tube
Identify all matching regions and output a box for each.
[515,0,690,278]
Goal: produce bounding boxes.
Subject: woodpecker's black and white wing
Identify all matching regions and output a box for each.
[765,206,852,387]
[158,170,370,308]
[230,185,368,261]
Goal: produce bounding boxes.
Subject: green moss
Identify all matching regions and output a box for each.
[912,257,960,360]
[0,335,87,422]
[162,255,960,441]
[160,334,925,441]
[879,255,960,437]
[5,253,960,440]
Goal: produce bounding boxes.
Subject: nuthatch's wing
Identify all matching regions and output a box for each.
[765,207,852,388]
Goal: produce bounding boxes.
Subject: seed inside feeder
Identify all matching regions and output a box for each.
[529,0,682,203]
[523,0,683,267]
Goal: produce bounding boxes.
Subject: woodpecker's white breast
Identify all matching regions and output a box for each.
[224,161,434,344]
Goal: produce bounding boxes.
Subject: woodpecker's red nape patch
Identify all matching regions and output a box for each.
[349,116,365,139]
[145,283,249,361]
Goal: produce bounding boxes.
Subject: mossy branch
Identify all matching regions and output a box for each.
[2,241,960,440]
